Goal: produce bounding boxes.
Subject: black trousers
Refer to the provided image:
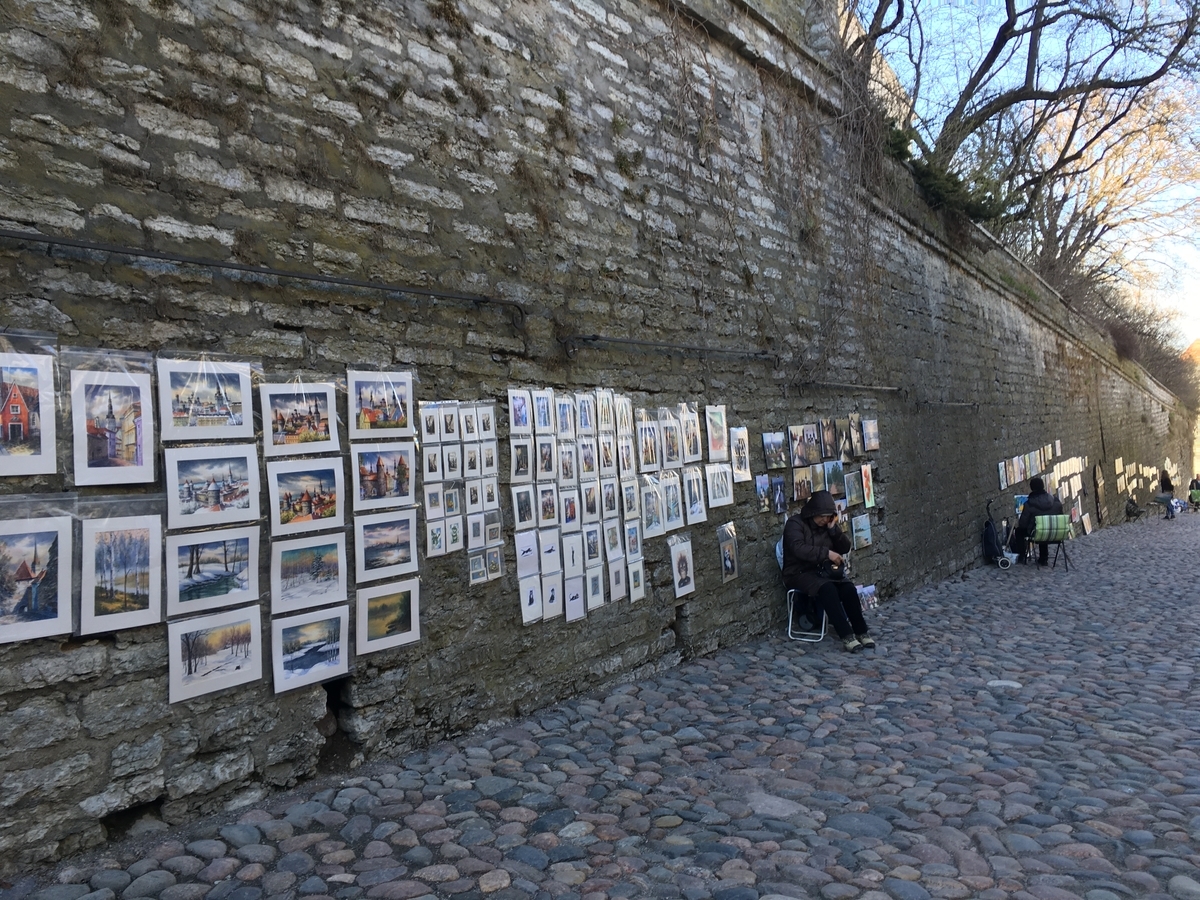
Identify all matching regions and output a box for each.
[812,581,868,639]
[1012,527,1048,563]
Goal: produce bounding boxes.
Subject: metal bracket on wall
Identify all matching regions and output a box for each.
[561,333,778,366]
[0,228,527,332]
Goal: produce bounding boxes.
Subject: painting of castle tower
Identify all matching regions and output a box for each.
[352,442,415,511]
[164,445,261,529]
[157,359,253,441]
[0,516,73,643]
[267,458,345,536]
[70,370,155,485]
[0,352,57,477]
[261,383,340,456]
[347,369,414,439]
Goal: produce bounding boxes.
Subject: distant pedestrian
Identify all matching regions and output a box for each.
[1013,476,1063,566]
[1159,470,1176,519]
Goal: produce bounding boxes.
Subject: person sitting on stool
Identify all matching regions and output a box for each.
[1013,476,1063,565]
[782,490,874,652]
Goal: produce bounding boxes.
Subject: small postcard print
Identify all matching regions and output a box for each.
[705,405,728,462]
[157,358,252,442]
[730,427,751,483]
[508,389,533,435]
[347,369,414,439]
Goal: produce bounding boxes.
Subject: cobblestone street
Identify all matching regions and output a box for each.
[10,514,1200,900]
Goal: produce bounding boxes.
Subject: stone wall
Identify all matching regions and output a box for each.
[0,0,1192,875]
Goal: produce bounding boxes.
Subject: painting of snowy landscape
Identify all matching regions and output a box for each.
[271,606,348,693]
[166,526,259,617]
[270,534,346,614]
[168,605,262,702]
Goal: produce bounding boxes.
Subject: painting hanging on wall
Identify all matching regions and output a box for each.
[862,463,876,508]
[669,536,695,599]
[355,508,418,582]
[820,418,837,459]
[271,605,349,693]
[164,445,260,530]
[157,358,253,442]
[0,351,57,477]
[705,405,728,462]
[762,431,786,470]
[0,514,73,644]
[165,525,259,617]
[862,418,880,452]
[851,514,873,550]
[730,427,751,482]
[347,369,414,439]
[70,369,154,485]
[844,469,865,507]
[270,533,347,615]
[80,514,162,635]
[267,457,345,537]
[168,605,263,703]
[352,442,415,511]
[261,382,340,457]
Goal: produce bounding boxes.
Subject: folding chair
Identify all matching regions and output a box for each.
[777,536,827,642]
[1030,514,1071,571]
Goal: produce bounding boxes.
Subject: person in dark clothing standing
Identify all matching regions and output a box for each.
[1012,476,1064,565]
[782,490,874,652]
[1159,470,1176,519]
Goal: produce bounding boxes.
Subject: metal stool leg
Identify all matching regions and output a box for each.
[786,589,827,642]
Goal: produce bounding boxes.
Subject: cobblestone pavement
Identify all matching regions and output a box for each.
[12,515,1200,900]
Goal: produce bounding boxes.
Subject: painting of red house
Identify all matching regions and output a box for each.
[0,353,56,476]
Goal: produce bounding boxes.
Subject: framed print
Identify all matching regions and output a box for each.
[636,411,661,473]
[585,566,605,610]
[423,483,443,516]
[426,519,446,558]
[560,488,580,532]
[164,444,260,529]
[705,463,734,508]
[617,436,636,478]
[355,508,418,582]
[157,358,252,442]
[997,460,1009,491]
[478,404,496,439]
[271,534,346,614]
[442,444,462,480]
[440,402,460,442]
[614,395,634,437]
[459,404,479,440]
[558,442,578,486]
[419,402,442,444]
[271,605,348,694]
[669,537,695,599]
[705,405,728,462]
[661,470,684,531]
[463,443,481,477]
[165,526,259,617]
[862,463,876,508]
[598,432,618,478]
[730,427,751,482]
[510,437,533,483]
[578,437,598,479]
[481,440,499,477]
[347,369,414,439]
[70,369,154,485]
[80,514,162,635]
[562,532,584,578]
[511,483,536,530]
[660,411,682,470]
[624,520,642,560]
[845,469,865,506]
[820,418,837,459]
[469,550,488,583]
[762,431,787,470]
[679,405,703,464]
[596,389,615,432]
[168,605,262,703]
[601,478,620,518]
[565,576,586,621]
[539,527,562,573]
[538,483,559,527]
[580,481,600,523]
[718,523,739,583]
[608,558,626,601]
[467,512,486,550]
[1,351,57,477]
[621,479,640,522]
[555,394,576,440]
[849,413,865,457]
[575,392,596,435]
[261,382,338,457]
[583,523,603,566]
[628,558,646,603]
[508,389,532,435]
[641,478,665,538]
[755,474,770,512]
[542,571,563,619]
[356,577,420,655]
[604,520,624,560]
[267,457,344,537]
[483,476,500,510]
[535,436,557,481]
[352,442,415,511]
[532,389,555,434]
[851,514,872,550]
[0,514,72,643]
[446,515,464,553]
[518,574,543,625]
[862,418,880,451]
[465,479,484,514]
[836,417,853,463]
[683,466,707,525]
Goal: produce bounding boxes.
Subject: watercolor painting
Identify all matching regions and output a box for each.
[271,606,348,693]
[355,509,418,582]
[270,534,346,614]
[157,359,252,441]
[267,458,345,536]
[80,514,162,634]
[347,369,414,439]
[0,352,57,477]
[165,445,260,529]
[166,526,258,617]
[70,369,154,485]
[168,605,262,703]
[352,442,415,511]
[261,383,339,456]
[0,515,73,643]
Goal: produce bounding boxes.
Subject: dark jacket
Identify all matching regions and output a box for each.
[1161,473,1174,495]
[783,490,851,597]
[1017,488,1063,533]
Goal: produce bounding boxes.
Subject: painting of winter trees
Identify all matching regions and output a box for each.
[167,605,262,702]
[80,514,162,634]
[0,514,72,643]
[270,534,346,614]
[271,606,348,693]
[165,526,259,616]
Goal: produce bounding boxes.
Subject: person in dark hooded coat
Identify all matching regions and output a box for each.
[782,490,874,652]
[1012,476,1064,564]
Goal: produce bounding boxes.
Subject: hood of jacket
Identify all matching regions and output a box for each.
[800,490,837,518]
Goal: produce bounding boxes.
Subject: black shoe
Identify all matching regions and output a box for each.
[1037,560,1048,567]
